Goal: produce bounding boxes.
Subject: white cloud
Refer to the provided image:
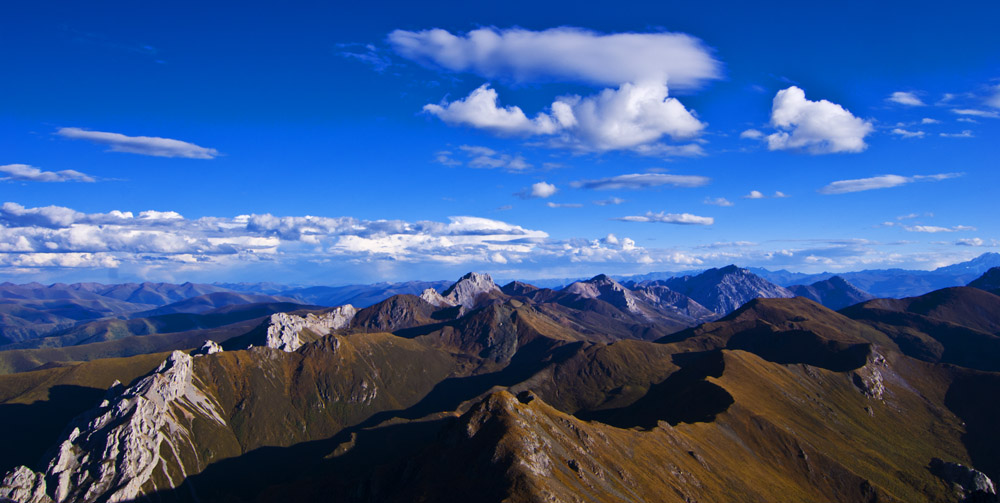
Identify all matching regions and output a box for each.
[744,190,766,199]
[818,173,962,194]
[57,128,219,159]
[951,109,999,118]
[940,130,974,138]
[546,202,583,208]
[704,197,733,207]
[956,238,998,247]
[571,173,709,190]
[424,82,705,152]
[891,128,925,138]
[956,118,978,124]
[921,118,940,124]
[773,191,789,198]
[593,197,625,206]
[388,27,721,90]
[615,211,714,225]
[903,225,975,233]
[887,91,925,106]
[739,129,764,139]
[0,164,95,183]
[764,86,873,154]
[517,181,558,199]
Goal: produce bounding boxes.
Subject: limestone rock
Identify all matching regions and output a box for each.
[192,339,223,356]
[264,304,356,352]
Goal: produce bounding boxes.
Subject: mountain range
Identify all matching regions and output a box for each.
[0,267,998,502]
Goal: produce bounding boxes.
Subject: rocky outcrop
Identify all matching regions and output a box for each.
[0,351,228,503]
[192,339,223,356]
[562,274,642,314]
[419,288,454,308]
[851,351,887,400]
[264,305,356,352]
[439,272,501,309]
[929,458,997,499]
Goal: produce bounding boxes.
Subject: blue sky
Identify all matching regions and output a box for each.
[1,0,998,284]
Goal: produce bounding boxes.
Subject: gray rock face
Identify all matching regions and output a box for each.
[0,351,228,503]
[661,265,795,315]
[563,274,642,314]
[851,352,887,400]
[419,288,455,308]
[930,458,997,497]
[439,272,500,309]
[632,284,715,321]
[264,304,356,352]
[192,339,223,356]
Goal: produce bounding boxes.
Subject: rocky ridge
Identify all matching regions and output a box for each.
[0,351,228,503]
[264,305,356,352]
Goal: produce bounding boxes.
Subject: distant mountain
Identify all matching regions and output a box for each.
[6,273,1000,502]
[653,265,795,315]
[0,282,233,343]
[968,267,1000,294]
[277,280,451,308]
[756,252,1000,298]
[788,276,876,310]
[131,292,298,317]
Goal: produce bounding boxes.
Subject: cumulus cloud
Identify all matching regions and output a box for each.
[397,27,720,154]
[0,164,95,183]
[891,128,925,138]
[763,86,873,154]
[744,190,765,199]
[57,127,219,159]
[571,173,709,190]
[388,27,721,90]
[424,82,705,151]
[739,129,764,139]
[703,197,733,207]
[615,211,714,225]
[887,91,925,106]
[517,181,558,199]
[818,173,962,194]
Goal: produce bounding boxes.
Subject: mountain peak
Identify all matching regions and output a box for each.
[440,272,501,309]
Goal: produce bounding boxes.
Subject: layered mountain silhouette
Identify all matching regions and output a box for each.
[2,270,999,502]
[787,275,876,310]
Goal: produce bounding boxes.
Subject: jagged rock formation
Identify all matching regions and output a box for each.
[788,275,876,310]
[193,340,223,356]
[562,274,643,314]
[658,265,795,315]
[930,458,997,499]
[419,287,454,308]
[264,305,356,352]
[439,272,501,309]
[0,351,228,503]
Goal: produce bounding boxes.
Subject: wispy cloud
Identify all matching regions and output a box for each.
[703,197,733,207]
[0,164,95,183]
[571,173,709,190]
[951,109,999,118]
[940,130,974,138]
[594,197,625,206]
[546,202,583,208]
[57,128,219,159]
[818,173,961,194]
[887,91,925,106]
[902,224,975,233]
[614,211,714,225]
[337,43,392,72]
[891,128,925,138]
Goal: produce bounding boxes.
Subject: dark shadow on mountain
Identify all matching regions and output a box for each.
[726,327,871,372]
[575,350,733,429]
[0,385,104,473]
[944,371,1000,483]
